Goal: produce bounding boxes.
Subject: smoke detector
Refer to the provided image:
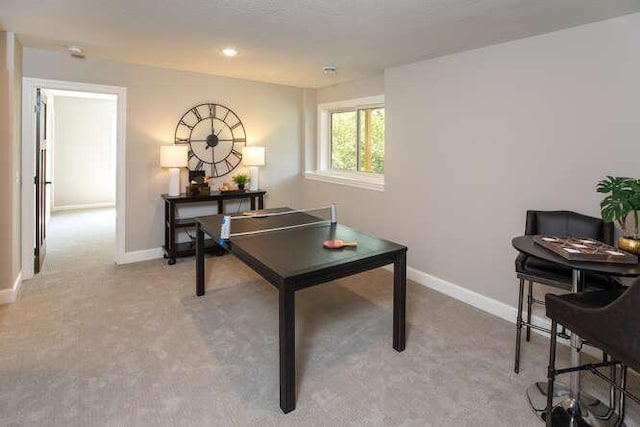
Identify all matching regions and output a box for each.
[322,65,337,74]
[67,45,85,58]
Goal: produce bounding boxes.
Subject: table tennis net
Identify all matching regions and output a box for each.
[219,204,337,241]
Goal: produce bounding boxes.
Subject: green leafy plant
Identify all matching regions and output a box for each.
[597,176,640,239]
[232,173,250,186]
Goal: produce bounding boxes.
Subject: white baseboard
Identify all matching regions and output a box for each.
[407,266,521,323]
[393,265,609,356]
[383,264,550,327]
[0,272,22,305]
[52,202,115,212]
[120,247,164,264]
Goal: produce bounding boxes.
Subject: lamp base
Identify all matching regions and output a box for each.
[248,166,259,191]
[168,168,180,196]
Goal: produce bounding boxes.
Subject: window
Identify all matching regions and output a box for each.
[306,95,385,191]
[331,106,384,173]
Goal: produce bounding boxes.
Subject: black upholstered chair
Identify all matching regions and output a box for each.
[514,210,619,373]
[545,281,640,426]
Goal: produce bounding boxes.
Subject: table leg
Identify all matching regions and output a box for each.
[279,286,296,413]
[168,200,177,265]
[250,197,256,210]
[196,223,205,297]
[566,269,584,417]
[393,251,406,352]
[258,195,264,210]
[514,278,525,374]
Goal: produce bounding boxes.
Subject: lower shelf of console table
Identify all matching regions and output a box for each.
[162,189,266,265]
[162,239,221,263]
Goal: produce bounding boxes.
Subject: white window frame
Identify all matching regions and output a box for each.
[304,95,385,191]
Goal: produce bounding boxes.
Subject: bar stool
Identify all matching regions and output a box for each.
[514,210,619,373]
[545,280,640,426]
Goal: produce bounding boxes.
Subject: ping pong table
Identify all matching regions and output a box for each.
[194,207,407,413]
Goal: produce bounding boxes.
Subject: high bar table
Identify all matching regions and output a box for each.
[512,235,640,426]
[195,207,408,413]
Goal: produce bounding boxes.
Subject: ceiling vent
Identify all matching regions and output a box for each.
[67,45,85,59]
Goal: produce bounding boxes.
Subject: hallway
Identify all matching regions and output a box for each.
[41,208,115,275]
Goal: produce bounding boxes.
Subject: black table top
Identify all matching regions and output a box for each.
[196,208,407,283]
[162,189,266,202]
[512,235,640,277]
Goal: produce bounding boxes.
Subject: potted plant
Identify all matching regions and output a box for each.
[232,173,250,191]
[597,176,640,254]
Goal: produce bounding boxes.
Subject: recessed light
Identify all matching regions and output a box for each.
[221,48,238,57]
[323,65,337,74]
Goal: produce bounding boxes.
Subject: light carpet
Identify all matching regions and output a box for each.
[1,208,637,426]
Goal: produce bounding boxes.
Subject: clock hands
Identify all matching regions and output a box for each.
[185,138,235,143]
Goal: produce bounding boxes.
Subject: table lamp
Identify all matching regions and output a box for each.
[160,145,188,196]
[243,146,265,191]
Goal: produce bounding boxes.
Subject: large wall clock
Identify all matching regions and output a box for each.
[174,103,247,178]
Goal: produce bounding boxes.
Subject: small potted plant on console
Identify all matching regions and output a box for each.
[597,176,640,254]
[232,173,250,191]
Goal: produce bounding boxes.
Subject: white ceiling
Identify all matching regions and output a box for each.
[2,0,640,88]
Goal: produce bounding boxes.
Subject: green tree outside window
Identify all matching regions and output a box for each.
[330,106,384,173]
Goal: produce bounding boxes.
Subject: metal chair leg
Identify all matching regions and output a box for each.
[545,319,558,427]
[514,278,525,374]
[605,353,616,412]
[599,352,619,421]
[526,280,533,342]
[617,366,627,426]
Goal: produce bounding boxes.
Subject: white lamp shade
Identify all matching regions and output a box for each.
[243,146,265,166]
[160,145,188,168]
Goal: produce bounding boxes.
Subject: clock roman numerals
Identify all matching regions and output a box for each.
[230,149,242,160]
[175,103,246,178]
[213,158,239,177]
[190,107,202,121]
[179,119,194,130]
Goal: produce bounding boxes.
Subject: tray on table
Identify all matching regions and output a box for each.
[533,235,638,264]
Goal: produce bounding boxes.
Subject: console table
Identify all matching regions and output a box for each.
[161,190,266,264]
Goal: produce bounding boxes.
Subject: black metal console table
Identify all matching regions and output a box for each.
[161,190,266,264]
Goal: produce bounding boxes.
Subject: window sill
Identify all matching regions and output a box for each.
[304,170,385,192]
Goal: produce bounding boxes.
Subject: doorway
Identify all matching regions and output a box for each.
[21,78,127,280]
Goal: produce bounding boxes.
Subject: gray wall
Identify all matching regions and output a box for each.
[9,13,640,312]
[23,49,304,252]
[0,32,22,292]
[303,13,640,307]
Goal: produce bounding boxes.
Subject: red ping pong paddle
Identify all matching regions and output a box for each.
[323,239,357,249]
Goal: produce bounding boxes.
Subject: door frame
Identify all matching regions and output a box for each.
[21,78,127,279]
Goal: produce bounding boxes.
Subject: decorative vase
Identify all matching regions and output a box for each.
[618,236,640,255]
[238,183,245,191]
